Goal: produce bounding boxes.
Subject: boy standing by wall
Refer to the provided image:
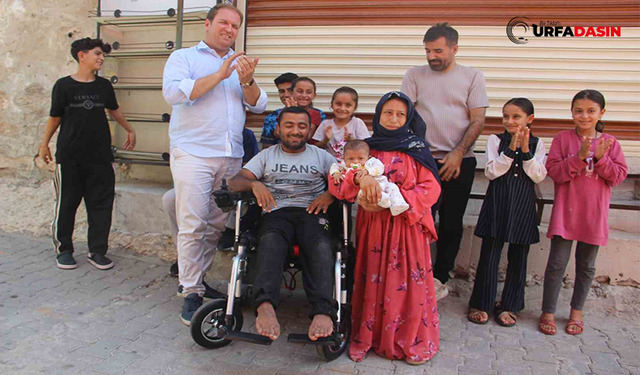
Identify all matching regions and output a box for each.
[39,37,136,270]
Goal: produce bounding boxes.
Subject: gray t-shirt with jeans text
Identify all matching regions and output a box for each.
[243,144,336,211]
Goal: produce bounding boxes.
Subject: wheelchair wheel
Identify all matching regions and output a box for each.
[190,299,243,349]
[317,307,351,361]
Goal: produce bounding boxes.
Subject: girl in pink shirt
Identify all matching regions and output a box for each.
[539,90,628,336]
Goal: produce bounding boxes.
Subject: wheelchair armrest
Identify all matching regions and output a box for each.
[212,189,257,212]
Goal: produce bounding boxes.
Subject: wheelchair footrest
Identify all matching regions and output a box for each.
[287,333,337,346]
[225,331,273,346]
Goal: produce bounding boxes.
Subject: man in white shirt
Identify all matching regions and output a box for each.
[162,3,268,325]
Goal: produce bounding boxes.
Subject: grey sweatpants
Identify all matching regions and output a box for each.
[542,236,599,313]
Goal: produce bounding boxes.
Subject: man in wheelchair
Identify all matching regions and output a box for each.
[228,106,338,342]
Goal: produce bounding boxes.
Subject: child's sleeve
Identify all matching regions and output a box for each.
[594,137,628,187]
[49,80,66,117]
[484,135,513,180]
[354,118,371,139]
[545,135,587,184]
[329,162,341,176]
[312,121,328,142]
[328,169,360,202]
[522,138,548,184]
[260,112,278,145]
[364,157,385,177]
[399,164,441,227]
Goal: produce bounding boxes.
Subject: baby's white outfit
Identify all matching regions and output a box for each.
[330,157,409,216]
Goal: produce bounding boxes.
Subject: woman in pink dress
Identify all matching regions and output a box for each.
[330,92,441,364]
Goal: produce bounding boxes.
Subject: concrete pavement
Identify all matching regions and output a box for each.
[0,232,638,375]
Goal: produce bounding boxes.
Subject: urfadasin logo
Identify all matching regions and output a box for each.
[507,17,531,44]
[506,17,622,44]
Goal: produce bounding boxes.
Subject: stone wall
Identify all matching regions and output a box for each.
[0,0,97,240]
[0,0,176,259]
[0,0,97,172]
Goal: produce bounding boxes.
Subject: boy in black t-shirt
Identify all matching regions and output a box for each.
[39,37,137,270]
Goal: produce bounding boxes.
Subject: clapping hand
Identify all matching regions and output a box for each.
[344,129,353,141]
[236,55,260,86]
[219,52,244,80]
[594,137,614,160]
[520,127,530,153]
[284,97,298,107]
[324,126,333,142]
[578,136,592,160]
[509,128,521,151]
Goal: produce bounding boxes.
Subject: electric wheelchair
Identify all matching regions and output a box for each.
[189,180,354,361]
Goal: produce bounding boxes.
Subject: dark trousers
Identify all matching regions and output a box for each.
[52,163,115,255]
[469,238,530,312]
[252,207,337,321]
[433,157,477,283]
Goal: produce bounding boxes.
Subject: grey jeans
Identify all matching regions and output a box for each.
[542,236,599,313]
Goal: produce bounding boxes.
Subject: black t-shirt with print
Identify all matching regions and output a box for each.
[50,75,119,164]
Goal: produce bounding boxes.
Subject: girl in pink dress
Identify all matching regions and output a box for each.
[539,89,628,336]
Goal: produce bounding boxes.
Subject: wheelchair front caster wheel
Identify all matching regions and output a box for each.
[190,299,243,349]
[317,320,351,361]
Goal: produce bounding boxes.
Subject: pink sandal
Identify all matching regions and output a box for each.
[566,320,584,335]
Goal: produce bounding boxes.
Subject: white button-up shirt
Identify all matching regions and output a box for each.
[163,41,268,158]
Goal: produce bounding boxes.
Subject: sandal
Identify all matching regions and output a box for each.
[495,310,517,327]
[467,308,489,325]
[493,302,517,327]
[538,317,557,335]
[565,320,584,335]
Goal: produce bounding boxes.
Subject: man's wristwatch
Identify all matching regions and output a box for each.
[241,79,254,89]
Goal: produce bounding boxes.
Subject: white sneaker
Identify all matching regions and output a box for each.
[433,278,449,301]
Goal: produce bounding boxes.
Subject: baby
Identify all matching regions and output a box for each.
[330,140,409,216]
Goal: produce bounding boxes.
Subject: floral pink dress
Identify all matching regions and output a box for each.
[329,150,441,362]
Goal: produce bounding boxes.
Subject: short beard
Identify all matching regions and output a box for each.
[281,138,306,151]
[428,60,448,71]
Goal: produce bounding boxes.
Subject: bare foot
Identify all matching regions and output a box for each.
[308,314,333,341]
[256,302,280,340]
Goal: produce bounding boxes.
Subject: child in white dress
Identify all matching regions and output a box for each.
[330,140,409,216]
